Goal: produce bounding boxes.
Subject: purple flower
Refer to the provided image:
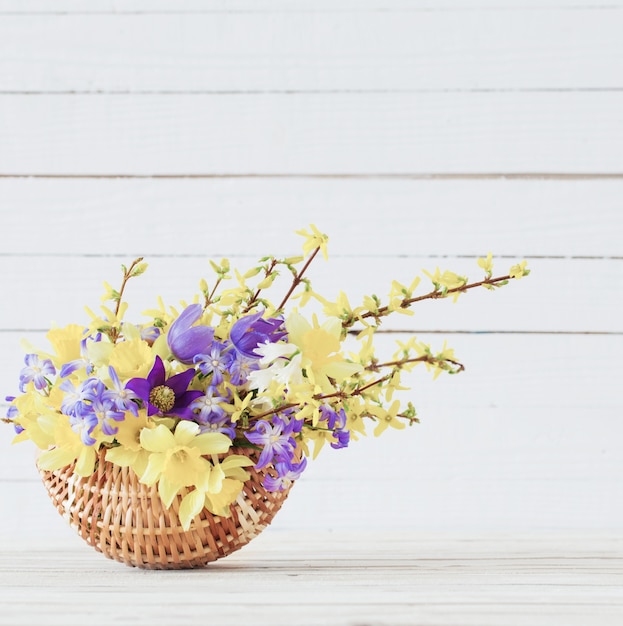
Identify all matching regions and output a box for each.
[229,311,287,359]
[5,396,18,420]
[264,458,307,492]
[331,429,350,449]
[320,406,349,449]
[320,405,345,430]
[189,387,228,423]
[139,325,161,344]
[59,378,101,417]
[194,341,234,386]
[90,394,125,436]
[126,356,202,419]
[245,417,296,469]
[104,366,139,416]
[19,354,56,392]
[60,332,98,378]
[167,304,214,364]
[197,415,236,439]
[69,412,98,446]
[228,353,259,386]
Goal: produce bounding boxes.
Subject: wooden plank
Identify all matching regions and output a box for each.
[1,93,622,174]
[2,1,623,12]
[0,255,617,331]
[2,10,622,91]
[0,178,620,257]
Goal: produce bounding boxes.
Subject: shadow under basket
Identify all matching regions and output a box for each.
[39,448,293,569]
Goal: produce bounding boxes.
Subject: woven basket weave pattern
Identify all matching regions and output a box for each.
[40,448,293,569]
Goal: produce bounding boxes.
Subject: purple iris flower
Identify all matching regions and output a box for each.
[194,341,234,387]
[167,304,214,364]
[229,311,287,359]
[19,354,56,392]
[245,416,297,469]
[264,458,307,492]
[126,355,202,419]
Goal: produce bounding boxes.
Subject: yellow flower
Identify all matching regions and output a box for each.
[367,400,407,437]
[509,260,530,279]
[36,417,97,477]
[477,252,494,276]
[295,224,329,260]
[286,312,363,394]
[139,421,231,508]
[177,454,253,530]
[105,409,154,477]
[46,324,85,368]
[107,339,154,380]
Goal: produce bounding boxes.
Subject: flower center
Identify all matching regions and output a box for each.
[149,385,176,413]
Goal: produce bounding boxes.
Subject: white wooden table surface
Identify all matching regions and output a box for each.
[1,530,621,626]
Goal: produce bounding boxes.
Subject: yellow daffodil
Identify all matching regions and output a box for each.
[37,417,97,476]
[46,324,85,368]
[105,409,154,477]
[286,312,363,394]
[139,421,231,509]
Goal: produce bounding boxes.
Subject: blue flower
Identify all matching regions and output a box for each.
[87,384,126,436]
[245,416,297,469]
[59,378,100,417]
[228,353,259,386]
[69,412,98,446]
[104,366,139,416]
[167,304,214,364]
[189,387,228,423]
[193,342,234,386]
[264,458,307,491]
[19,354,56,392]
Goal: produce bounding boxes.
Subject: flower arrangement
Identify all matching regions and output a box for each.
[4,226,529,535]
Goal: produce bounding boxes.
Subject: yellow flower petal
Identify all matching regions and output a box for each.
[179,490,206,531]
[194,432,232,456]
[158,476,181,508]
[140,424,175,453]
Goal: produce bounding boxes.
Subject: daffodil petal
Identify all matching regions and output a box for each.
[179,490,206,531]
[173,420,201,446]
[194,432,231,456]
[140,452,166,485]
[158,476,181,509]
[140,424,175,452]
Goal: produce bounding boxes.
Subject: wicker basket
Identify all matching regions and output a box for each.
[39,447,293,569]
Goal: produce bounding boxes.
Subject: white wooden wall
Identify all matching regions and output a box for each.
[0,0,621,548]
